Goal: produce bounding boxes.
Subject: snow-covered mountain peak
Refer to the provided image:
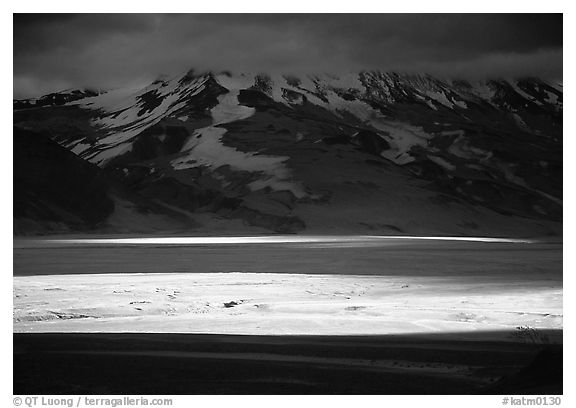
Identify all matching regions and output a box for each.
[14,69,562,236]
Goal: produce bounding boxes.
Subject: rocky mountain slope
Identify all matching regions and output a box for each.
[13,70,562,236]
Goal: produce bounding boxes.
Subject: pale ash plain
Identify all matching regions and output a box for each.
[13,236,562,338]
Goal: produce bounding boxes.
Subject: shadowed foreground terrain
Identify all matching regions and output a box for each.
[14,332,562,394]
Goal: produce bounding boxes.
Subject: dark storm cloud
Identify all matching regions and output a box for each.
[13,13,563,98]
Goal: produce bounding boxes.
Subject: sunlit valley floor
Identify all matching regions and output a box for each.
[14,271,561,336]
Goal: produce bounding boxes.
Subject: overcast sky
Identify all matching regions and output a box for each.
[13,13,563,99]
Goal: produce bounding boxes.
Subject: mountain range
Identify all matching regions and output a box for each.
[13,70,562,237]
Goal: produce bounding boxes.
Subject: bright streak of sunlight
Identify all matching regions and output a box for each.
[45,235,535,245]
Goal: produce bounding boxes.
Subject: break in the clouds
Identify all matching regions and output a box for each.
[13,14,563,99]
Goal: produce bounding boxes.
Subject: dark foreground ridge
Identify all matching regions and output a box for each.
[14,331,562,395]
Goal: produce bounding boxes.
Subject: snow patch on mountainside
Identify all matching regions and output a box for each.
[425,90,456,109]
[172,75,306,198]
[73,76,209,164]
[76,85,143,112]
[325,90,379,121]
[95,79,204,141]
[212,75,256,124]
[88,141,134,165]
[172,126,288,173]
[248,72,435,165]
[377,122,432,164]
[70,141,91,155]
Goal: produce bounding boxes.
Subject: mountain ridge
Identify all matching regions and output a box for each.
[13,70,562,237]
